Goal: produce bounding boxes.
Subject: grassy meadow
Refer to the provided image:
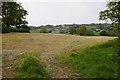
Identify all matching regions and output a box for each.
[2,33,117,78]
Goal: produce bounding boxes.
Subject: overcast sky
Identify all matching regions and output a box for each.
[18,0,107,26]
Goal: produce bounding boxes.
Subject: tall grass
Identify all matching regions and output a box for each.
[65,40,118,78]
[14,52,48,78]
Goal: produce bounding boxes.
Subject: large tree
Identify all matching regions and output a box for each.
[1,2,28,29]
[99,1,120,55]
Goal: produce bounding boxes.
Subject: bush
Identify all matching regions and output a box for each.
[1,23,10,33]
[15,52,48,78]
[100,30,108,36]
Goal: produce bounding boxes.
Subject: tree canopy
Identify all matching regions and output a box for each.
[1,2,28,29]
[99,1,120,23]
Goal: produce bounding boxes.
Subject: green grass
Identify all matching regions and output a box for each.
[64,40,118,78]
[14,52,48,78]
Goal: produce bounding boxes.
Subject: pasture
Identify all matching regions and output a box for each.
[2,33,116,78]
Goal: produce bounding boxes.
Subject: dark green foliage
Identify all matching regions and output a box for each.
[2,2,28,29]
[65,40,118,78]
[100,30,108,36]
[21,25,31,30]
[2,23,10,33]
[10,28,30,33]
[99,1,120,23]
[15,52,48,78]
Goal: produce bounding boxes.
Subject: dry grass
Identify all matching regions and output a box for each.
[2,33,116,78]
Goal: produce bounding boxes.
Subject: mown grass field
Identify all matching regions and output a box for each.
[2,33,116,78]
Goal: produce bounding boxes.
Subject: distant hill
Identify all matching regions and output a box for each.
[29,23,114,36]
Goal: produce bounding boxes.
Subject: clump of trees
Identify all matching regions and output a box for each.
[1,2,30,33]
[69,26,94,36]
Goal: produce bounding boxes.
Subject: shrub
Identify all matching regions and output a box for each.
[15,52,48,78]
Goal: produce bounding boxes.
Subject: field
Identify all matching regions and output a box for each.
[2,33,116,78]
